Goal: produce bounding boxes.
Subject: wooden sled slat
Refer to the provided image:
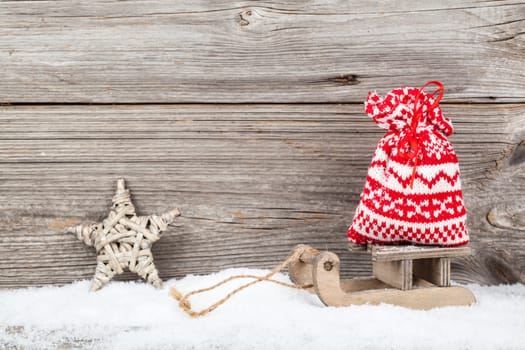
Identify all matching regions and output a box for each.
[413,257,451,287]
[289,245,476,310]
[370,245,470,290]
[373,259,413,291]
[371,245,472,262]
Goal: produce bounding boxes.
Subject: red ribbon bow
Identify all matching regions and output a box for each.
[398,81,445,189]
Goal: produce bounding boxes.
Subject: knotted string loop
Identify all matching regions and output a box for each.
[397,81,444,188]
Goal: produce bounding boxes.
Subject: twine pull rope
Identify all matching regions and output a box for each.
[169,245,318,317]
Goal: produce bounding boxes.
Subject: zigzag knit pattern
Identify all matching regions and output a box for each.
[347,86,469,246]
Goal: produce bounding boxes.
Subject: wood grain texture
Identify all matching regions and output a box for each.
[0,104,523,287]
[1,0,524,103]
[371,246,471,262]
[373,260,413,290]
[413,258,451,287]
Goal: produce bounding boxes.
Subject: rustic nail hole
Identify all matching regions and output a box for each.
[324,261,333,271]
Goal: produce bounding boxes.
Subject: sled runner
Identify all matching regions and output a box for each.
[289,244,476,310]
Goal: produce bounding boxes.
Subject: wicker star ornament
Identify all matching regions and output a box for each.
[67,178,180,291]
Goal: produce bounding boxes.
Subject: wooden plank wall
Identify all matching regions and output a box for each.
[0,1,524,287]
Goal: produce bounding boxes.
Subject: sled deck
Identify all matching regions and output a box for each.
[289,244,476,310]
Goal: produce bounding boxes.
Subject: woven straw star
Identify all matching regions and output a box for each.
[67,178,180,291]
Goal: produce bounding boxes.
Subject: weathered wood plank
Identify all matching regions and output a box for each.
[1,1,524,103]
[373,260,413,290]
[413,258,451,287]
[372,246,472,262]
[0,104,523,287]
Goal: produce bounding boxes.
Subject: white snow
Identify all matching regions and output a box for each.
[1,269,525,350]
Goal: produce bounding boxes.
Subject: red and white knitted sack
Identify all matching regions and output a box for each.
[347,81,469,246]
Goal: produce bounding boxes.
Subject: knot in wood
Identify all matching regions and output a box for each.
[237,9,252,26]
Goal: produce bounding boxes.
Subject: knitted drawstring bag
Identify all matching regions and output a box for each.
[347,81,469,246]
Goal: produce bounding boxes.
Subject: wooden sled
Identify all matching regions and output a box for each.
[289,244,476,310]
